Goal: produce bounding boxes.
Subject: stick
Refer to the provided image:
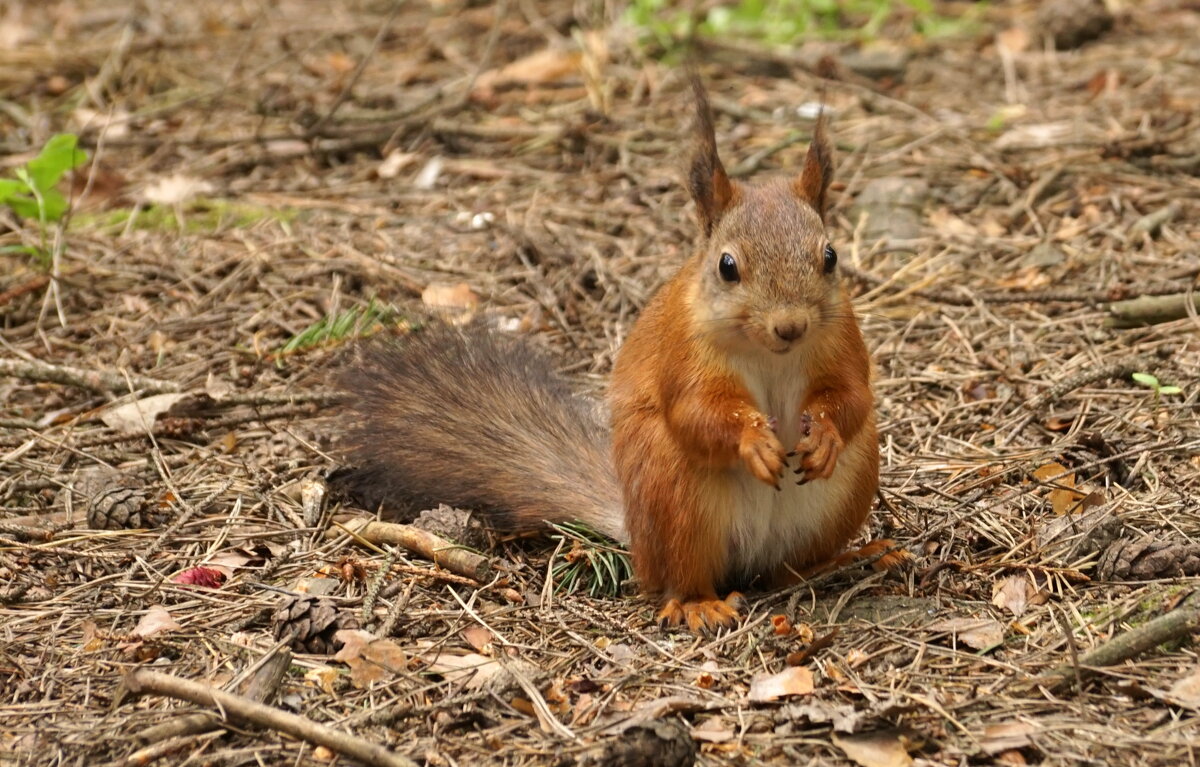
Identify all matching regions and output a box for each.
[330,517,491,582]
[120,669,418,767]
[1026,357,1152,411]
[1105,292,1200,328]
[1040,602,1200,691]
[0,358,180,396]
[134,647,293,745]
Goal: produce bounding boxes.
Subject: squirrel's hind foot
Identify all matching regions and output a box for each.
[658,592,746,633]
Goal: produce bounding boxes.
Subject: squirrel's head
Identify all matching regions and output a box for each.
[685,78,840,357]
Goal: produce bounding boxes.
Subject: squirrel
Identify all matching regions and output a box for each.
[337,77,881,633]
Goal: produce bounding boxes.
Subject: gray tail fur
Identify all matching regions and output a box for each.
[336,323,626,542]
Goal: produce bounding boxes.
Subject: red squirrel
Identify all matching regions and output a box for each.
[339,78,880,633]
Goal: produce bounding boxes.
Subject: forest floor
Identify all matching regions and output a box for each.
[2,1,1199,765]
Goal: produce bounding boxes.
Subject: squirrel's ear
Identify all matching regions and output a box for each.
[794,115,833,220]
[687,76,734,236]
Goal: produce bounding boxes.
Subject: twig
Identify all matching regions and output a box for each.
[0,357,180,396]
[119,668,418,767]
[133,646,293,744]
[1105,292,1200,328]
[841,263,1192,308]
[330,516,491,582]
[1027,358,1152,411]
[1039,598,1200,691]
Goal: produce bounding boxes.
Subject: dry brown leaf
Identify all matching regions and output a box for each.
[421,282,478,316]
[995,266,1051,291]
[462,624,495,654]
[333,629,408,688]
[692,717,735,743]
[305,666,340,696]
[473,46,581,96]
[928,207,977,237]
[748,666,814,702]
[992,574,1032,617]
[1034,462,1086,515]
[378,150,420,179]
[1166,666,1200,709]
[132,606,181,638]
[981,721,1037,755]
[421,649,503,689]
[100,393,189,434]
[832,731,914,767]
[996,27,1030,54]
[140,174,213,206]
[929,617,1005,651]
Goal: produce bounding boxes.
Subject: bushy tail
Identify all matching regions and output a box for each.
[336,323,626,541]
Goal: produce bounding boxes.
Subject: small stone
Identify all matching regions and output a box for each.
[1022,242,1066,268]
[853,177,930,245]
[1035,0,1115,50]
[841,41,910,81]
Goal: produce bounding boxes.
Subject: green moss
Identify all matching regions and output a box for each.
[72,198,299,234]
[627,0,985,50]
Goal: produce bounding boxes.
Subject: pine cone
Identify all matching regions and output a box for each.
[70,468,160,530]
[1098,538,1200,580]
[272,596,360,654]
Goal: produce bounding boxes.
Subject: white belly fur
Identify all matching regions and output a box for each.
[722,351,870,583]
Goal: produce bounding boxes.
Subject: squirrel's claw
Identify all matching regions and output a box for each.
[738,418,788,487]
[792,412,844,483]
[658,595,743,634]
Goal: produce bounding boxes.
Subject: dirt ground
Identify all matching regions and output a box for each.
[2,1,1199,765]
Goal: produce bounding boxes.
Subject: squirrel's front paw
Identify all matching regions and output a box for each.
[738,417,787,489]
[792,412,844,483]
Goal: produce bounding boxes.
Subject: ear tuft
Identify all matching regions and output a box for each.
[686,75,734,236]
[793,112,834,220]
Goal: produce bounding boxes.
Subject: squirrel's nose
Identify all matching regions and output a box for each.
[773,319,806,343]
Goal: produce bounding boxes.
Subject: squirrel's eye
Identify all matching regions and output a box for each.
[718,252,740,283]
[823,243,837,274]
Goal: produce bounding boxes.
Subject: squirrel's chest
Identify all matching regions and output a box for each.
[730,356,809,444]
[722,356,837,580]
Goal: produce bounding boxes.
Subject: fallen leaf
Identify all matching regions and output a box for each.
[928,207,977,237]
[80,620,104,652]
[473,46,582,96]
[832,731,915,767]
[462,625,495,653]
[996,27,1030,55]
[132,606,181,638]
[992,574,1032,617]
[99,393,190,434]
[1165,666,1200,709]
[420,649,503,689]
[172,566,227,588]
[333,629,408,688]
[929,617,1005,651]
[748,666,814,702]
[981,721,1037,755]
[1033,462,1086,515]
[378,150,419,179]
[421,282,478,314]
[995,266,1051,291]
[304,666,340,695]
[846,648,870,668]
[140,174,213,206]
[692,717,735,743]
